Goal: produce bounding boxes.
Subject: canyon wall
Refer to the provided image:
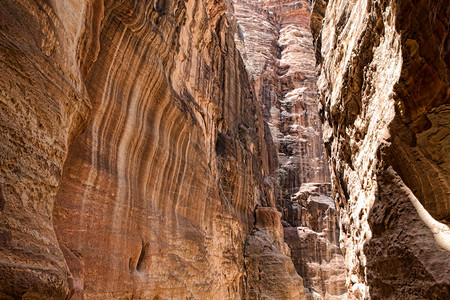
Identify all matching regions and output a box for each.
[0,1,92,297]
[5,0,447,298]
[312,0,450,298]
[230,0,346,298]
[0,0,302,298]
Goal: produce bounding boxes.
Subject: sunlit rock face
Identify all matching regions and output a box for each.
[0,0,283,298]
[232,0,330,198]
[230,0,346,298]
[312,0,450,298]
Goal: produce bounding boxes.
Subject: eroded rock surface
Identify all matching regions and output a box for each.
[231,0,330,197]
[0,1,91,297]
[312,0,450,298]
[231,0,346,298]
[0,0,280,298]
[284,227,346,300]
[244,207,305,300]
[282,183,346,299]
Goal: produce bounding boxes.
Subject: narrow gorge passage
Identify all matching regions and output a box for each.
[0,0,449,299]
[231,0,346,298]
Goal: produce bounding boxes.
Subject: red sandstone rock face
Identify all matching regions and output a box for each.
[0,0,289,298]
[0,1,91,297]
[230,0,346,298]
[312,0,450,298]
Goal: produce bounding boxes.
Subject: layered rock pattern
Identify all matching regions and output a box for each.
[230,0,346,298]
[312,0,450,298]
[232,0,330,196]
[0,1,92,297]
[0,0,305,298]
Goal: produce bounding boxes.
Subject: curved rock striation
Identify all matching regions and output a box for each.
[0,0,296,298]
[312,0,450,298]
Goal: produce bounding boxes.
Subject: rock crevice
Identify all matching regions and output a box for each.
[230,0,346,298]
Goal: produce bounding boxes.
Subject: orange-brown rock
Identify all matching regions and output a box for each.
[312,0,450,298]
[0,1,91,297]
[230,0,346,298]
[244,207,305,299]
[0,0,283,298]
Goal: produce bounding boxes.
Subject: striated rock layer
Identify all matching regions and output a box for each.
[0,0,304,298]
[0,1,91,298]
[230,0,346,298]
[312,0,450,298]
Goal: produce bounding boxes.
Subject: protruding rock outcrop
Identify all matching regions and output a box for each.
[312,0,450,298]
[244,207,305,299]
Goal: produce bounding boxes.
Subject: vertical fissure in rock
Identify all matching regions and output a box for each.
[231,0,346,298]
[136,240,149,272]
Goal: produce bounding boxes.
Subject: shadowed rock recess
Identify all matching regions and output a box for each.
[0,0,448,300]
[312,0,450,299]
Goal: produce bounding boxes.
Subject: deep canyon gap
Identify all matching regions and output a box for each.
[0,0,449,299]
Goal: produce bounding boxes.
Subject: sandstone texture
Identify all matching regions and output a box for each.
[244,207,305,299]
[312,0,450,298]
[230,0,346,298]
[0,0,297,298]
[0,1,91,298]
[7,0,448,298]
[284,183,346,299]
[232,0,330,196]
